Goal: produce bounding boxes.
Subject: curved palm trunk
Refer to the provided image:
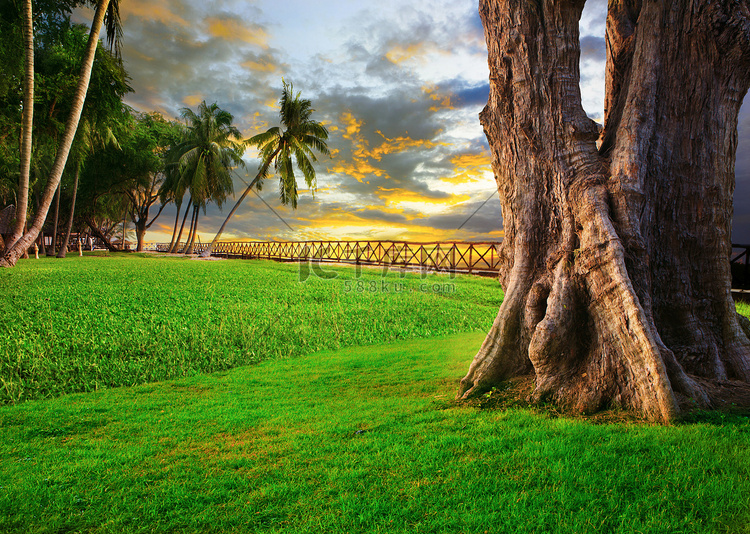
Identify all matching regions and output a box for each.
[184,205,199,254]
[34,191,46,255]
[1,0,111,267]
[200,172,264,257]
[83,215,118,252]
[170,197,192,253]
[167,199,182,252]
[458,0,750,422]
[46,184,61,256]
[8,0,34,250]
[57,163,81,258]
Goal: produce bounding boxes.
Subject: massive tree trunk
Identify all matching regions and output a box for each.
[458,0,750,422]
[0,0,111,267]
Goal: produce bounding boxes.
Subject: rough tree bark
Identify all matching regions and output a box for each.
[458,0,750,422]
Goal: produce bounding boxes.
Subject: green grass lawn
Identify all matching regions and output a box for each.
[2,332,749,533]
[1,254,749,533]
[0,253,500,404]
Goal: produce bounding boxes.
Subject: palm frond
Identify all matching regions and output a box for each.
[248,128,282,148]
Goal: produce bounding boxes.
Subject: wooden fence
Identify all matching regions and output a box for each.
[155,240,750,284]
[732,244,750,289]
[157,240,503,275]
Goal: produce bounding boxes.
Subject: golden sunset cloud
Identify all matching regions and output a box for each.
[441,152,493,184]
[385,43,425,64]
[376,187,470,207]
[241,59,279,73]
[120,0,191,27]
[206,18,270,47]
[339,112,362,141]
[182,94,204,107]
[329,111,449,184]
[370,131,447,160]
[423,85,453,111]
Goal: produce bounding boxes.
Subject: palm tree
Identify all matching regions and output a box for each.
[201,81,330,257]
[11,0,34,249]
[168,101,245,254]
[57,119,119,258]
[158,127,188,252]
[2,0,122,267]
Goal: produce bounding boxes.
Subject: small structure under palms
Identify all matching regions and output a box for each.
[201,81,330,256]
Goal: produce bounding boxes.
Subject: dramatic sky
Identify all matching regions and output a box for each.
[75,0,750,245]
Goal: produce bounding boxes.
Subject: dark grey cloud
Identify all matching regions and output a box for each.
[444,81,490,108]
[580,35,606,62]
[114,6,285,132]
[291,73,492,232]
[353,208,411,225]
[580,0,607,36]
[91,1,496,243]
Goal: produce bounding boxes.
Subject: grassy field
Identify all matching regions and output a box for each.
[0,253,500,404]
[2,332,750,533]
[1,254,749,533]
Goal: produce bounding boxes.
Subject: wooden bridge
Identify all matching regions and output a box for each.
[156,240,503,275]
[155,240,750,285]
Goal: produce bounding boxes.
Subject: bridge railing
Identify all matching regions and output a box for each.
[157,240,503,275]
[731,244,750,289]
[156,240,750,284]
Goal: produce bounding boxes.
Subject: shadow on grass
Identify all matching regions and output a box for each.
[680,409,750,426]
[454,374,750,428]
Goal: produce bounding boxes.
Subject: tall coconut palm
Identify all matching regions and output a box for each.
[157,124,188,252]
[168,101,245,254]
[11,0,34,249]
[201,81,330,257]
[1,0,121,267]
